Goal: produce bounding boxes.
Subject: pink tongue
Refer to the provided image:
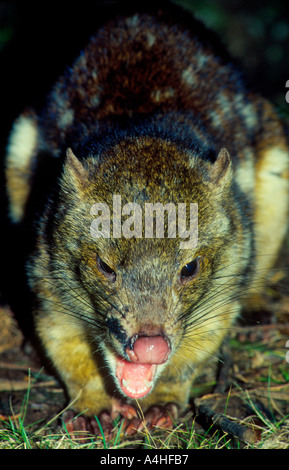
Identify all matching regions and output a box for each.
[116,336,170,399]
[129,336,170,364]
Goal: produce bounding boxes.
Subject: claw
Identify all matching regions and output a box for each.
[62,409,113,440]
[62,402,179,440]
[98,410,114,437]
[125,417,143,436]
[111,399,139,421]
[137,405,162,432]
[157,403,178,427]
[62,410,94,442]
[125,403,179,436]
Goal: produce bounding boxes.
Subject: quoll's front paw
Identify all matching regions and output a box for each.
[62,400,139,440]
[62,401,179,440]
[125,403,179,436]
[62,409,114,440]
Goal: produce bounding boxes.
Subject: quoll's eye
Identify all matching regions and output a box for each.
[97,256,116,282]
[180,257,200,284]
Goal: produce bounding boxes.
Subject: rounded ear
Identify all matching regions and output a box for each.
[63,148,89,189]
[208,148,232,187]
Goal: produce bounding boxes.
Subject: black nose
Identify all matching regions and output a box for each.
[105,317,127,345]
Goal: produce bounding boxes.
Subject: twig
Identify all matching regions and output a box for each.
[197,404,257,444]
[0,379,59,392]
[214,340,231,394]
[0,362,41,372]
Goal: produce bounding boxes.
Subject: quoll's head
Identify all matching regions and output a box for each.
[55,135,241,399]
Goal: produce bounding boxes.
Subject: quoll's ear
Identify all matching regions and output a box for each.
[64,148,90,190]
[208,148,232,187]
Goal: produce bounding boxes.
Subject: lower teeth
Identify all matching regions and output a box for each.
[122,379,152,394]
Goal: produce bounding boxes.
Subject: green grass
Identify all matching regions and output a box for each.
[1,373,288,450]
[1,413,287,450]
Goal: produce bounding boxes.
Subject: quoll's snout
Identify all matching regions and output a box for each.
[126,335,171,364]
[116,333,172,399]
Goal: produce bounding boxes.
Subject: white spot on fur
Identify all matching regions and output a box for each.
[90,94,100,108]
[195,52,208,69]
[211,94,258,130]
[91,70,98,81]
[253,146,289,279]
[240,102,258,129]
[146,31,156,48]
[209,110,222,128]
[234,150,255,195]
[181,66,196,86]
[217,92,231,114]
[6,114,37,170]
[259,147,288,178]
[126,14,140,28]
[210,92,234,128]
[58,108,74,129]
[6,114,38,222]
[182,53,208,87]
[150,87,175,103]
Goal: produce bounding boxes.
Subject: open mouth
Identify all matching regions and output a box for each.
[115,335,171,399]
[116,357,157,398]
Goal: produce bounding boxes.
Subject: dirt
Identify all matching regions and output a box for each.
[0,305,65,433]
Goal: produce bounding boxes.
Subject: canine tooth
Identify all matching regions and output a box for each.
[122,379,129,388]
